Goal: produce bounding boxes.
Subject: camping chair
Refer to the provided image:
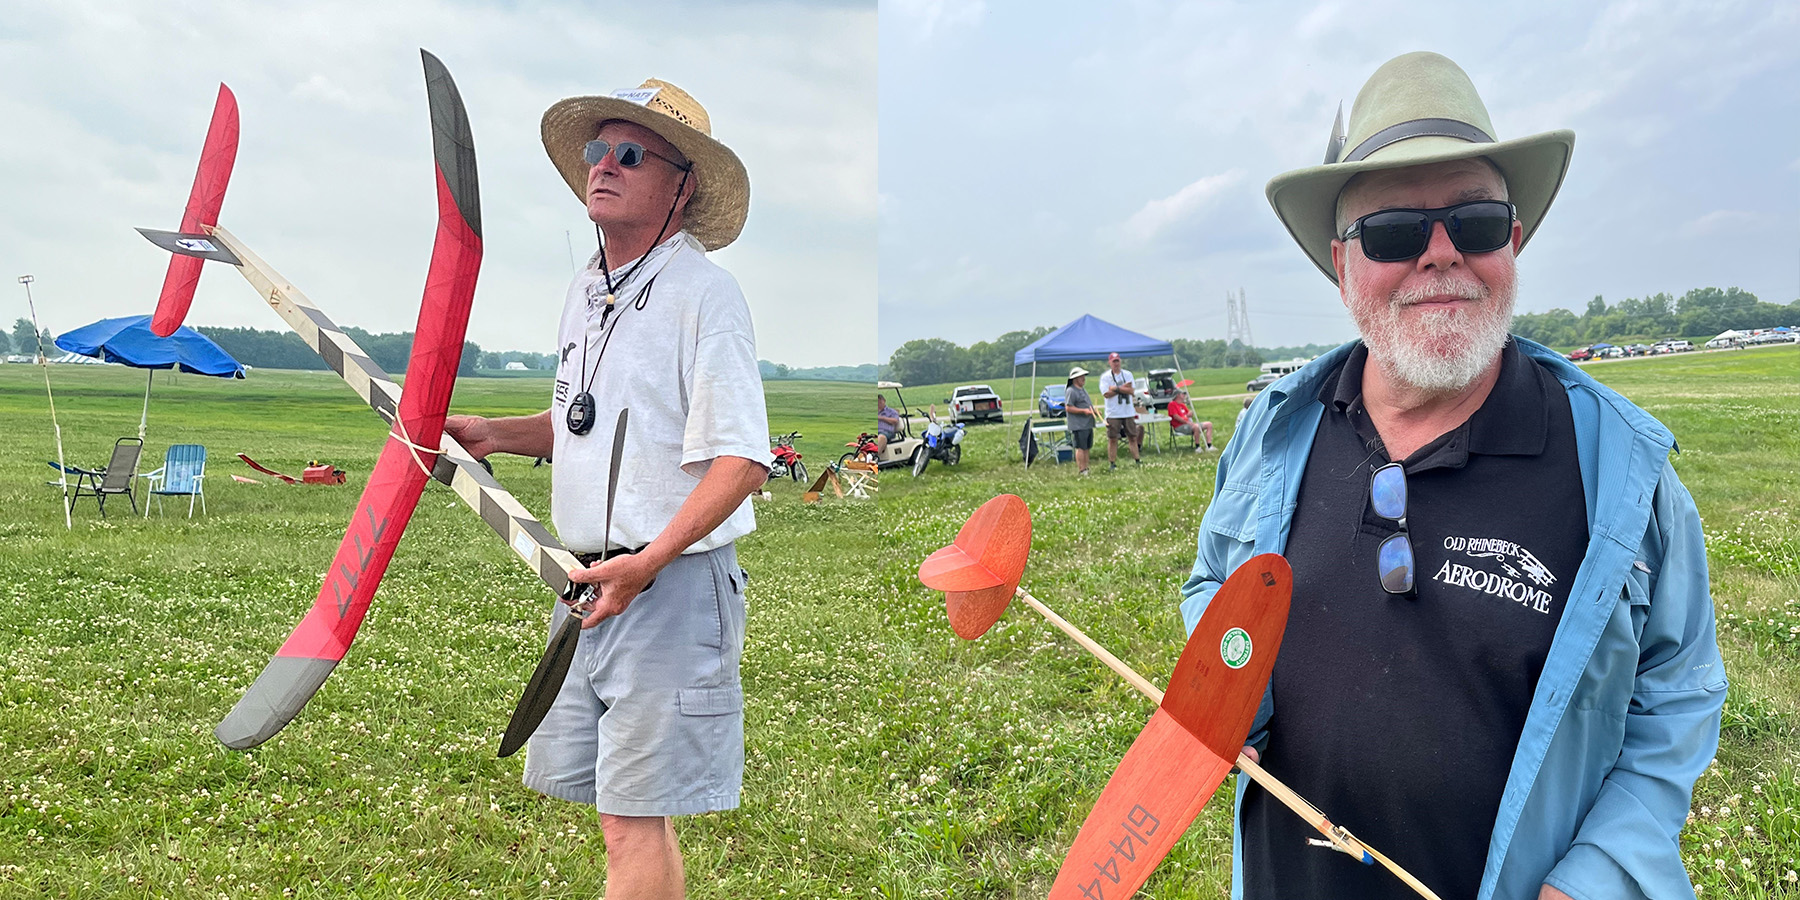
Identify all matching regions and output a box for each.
[143,444,209,518]
[48,437,143,518]
[1018,417,1040,466]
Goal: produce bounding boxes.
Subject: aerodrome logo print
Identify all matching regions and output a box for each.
[1431,535,1559,614]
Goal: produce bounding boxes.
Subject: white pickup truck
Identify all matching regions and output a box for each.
[949,384,1004,424]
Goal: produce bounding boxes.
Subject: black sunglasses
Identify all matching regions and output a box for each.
[1342,200,1516,262]
[583,139,691,172]
[1370,462,1415,596]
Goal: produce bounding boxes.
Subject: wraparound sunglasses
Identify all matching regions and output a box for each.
[1342,200,1516,262]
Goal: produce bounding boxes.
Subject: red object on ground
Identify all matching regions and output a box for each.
[302,464,346,485]
[1048,554,1292,900]
[151,84,239,337]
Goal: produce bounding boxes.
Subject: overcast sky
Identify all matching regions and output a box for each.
[878,1,1800,359]
[1,0,875,369]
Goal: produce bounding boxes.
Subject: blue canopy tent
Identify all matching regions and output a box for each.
[55,315,246,439]
[1010,314,1179,412]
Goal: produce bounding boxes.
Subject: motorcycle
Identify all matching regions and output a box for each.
[768,432,807,484]
[912,412,965,477]
[840,432,882,467]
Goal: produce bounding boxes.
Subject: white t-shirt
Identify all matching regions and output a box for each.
[550,232,771,553]
[1100,368,1137,419]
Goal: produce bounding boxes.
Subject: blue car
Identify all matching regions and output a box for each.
[1037,384,1066,418]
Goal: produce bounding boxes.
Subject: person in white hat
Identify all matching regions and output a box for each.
[1180,52,1722,900]
[446,78,769,899]
[1063,366,1099,474]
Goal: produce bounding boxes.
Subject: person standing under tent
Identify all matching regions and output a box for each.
[1099,352,1142,469]
[1063,366,1099,475]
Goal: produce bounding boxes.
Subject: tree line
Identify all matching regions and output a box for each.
[193,326,482,376]
[882,286,1799,387]
[1511,287,1797,348]
[6,318,52,356]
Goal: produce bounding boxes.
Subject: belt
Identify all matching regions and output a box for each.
[573,546,644,567]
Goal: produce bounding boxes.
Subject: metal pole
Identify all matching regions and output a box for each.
[140,369,152,440]
[20,275,71,530]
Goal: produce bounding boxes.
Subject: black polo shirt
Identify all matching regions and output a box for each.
[1242,340,1587,900]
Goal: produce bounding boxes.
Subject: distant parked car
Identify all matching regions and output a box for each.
[948,384,1004,424]
[1565,347,1592,361]
[1246,373,1281,392]
[1666,339,1694,352]
[1037,384,1066,418]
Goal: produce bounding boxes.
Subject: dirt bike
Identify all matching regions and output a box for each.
[912,413,965,477]
[768,432,807,483]
[840,432,882,467]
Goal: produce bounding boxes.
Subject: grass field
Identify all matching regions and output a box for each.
[0,345,1795,897]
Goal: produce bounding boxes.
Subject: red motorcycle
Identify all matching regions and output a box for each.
[841,432,881,466]
[769,432,807,483]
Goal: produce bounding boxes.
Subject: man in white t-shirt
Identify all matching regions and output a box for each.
[1099,352,1143,469]
[444,79,768,900]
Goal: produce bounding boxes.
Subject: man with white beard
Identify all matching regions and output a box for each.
[1180,52,1724,900]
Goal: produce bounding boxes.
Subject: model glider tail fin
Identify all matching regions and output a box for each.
[1048,554,1292,898]
[149,83,238,337]
[918,494,1031,639]
[215,53,482,750]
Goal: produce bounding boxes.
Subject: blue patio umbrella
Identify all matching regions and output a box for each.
[55,314,245,438]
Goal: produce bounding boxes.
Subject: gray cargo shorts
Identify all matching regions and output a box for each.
[522,543,747,816]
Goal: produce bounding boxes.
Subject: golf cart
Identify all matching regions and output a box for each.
[849,381,928,471]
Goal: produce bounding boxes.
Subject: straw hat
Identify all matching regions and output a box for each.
[541,79,750,250]
[1067,366,1090,384]
[1266,52,1575,284]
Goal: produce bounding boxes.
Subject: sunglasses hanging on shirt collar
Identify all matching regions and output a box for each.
[1370,462,1415,596]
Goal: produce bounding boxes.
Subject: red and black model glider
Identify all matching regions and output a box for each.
[141,84,239,338]
[211,50,482,749]
[137,52,597,752]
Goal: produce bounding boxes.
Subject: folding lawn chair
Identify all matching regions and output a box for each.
[47,437,143,518]
[143,443,209,518]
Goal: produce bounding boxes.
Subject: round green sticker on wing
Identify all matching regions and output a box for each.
[1220,627,1253,669]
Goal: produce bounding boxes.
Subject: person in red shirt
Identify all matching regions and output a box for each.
[1167,390,1215,452]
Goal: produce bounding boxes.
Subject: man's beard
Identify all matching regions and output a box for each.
[1346,268,1516,393]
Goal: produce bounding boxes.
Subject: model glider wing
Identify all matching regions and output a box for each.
[150,83,238,337]
[917,493,1031,639]
[1048,554,1292,899]
[238,453,299,484]
[215,50,481,750]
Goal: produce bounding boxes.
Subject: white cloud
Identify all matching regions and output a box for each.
[1121,170,1245,243]
[884,0,986,40]
[1679,209,1761,238]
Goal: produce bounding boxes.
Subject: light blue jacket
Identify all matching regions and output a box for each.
[1180,338,1727,900]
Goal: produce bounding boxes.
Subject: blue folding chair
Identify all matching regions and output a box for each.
[143,444,209,518]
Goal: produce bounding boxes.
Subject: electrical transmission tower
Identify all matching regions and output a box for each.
[1225,288,1254,351]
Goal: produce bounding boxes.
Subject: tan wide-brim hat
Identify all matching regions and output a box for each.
[1266,51,1575,284]
[541,79,750,251]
